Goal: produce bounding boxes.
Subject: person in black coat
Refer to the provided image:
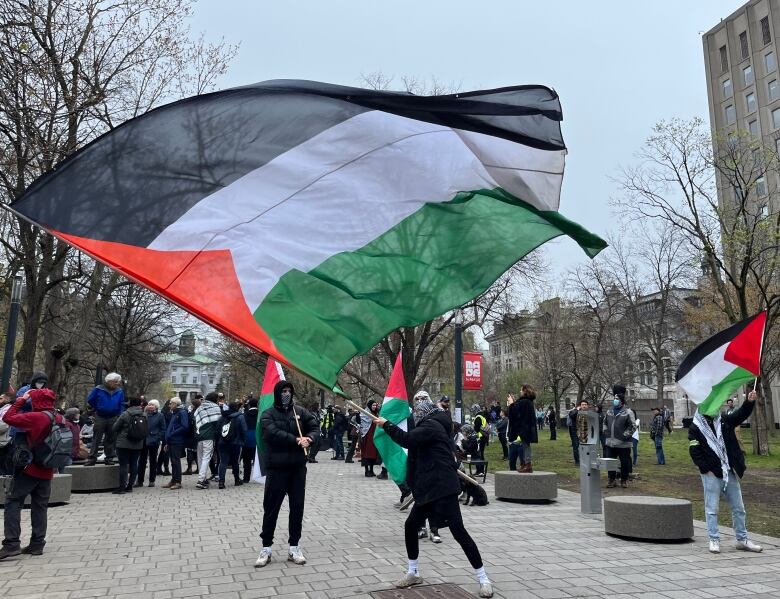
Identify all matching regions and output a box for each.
[506,385,538,473]
[689,390,761,554]
[374,397,493,598]
[254,381,319,568]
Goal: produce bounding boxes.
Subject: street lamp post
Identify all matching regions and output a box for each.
[223,364,231,403]
[454,310,463,425]
[1,275,23,393]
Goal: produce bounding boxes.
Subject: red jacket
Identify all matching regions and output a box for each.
[2,392,59,480]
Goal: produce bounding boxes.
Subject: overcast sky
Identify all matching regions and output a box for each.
[190,0,738,275]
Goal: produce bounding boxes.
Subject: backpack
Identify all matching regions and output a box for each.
[127,411,149,441]
[220,416,238,443]
[31,411,73,469]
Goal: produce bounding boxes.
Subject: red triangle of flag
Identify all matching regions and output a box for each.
[724,311,766,376]
[384,352,408,401]
[261,358,285,395]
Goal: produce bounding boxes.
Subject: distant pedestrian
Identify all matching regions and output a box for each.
[241,398,259,483]
[662,404,672,434]
[649,407,665,465]
[111,397,147,494]
[567,401,586,465]
[194,392,222,490]
[546,406,557,440]
[507,385,537,473]
[62,408,82,471]
[162,397,189,490]
[536,408,545,430]
[631,415,640,466]
[360,399,381,477]
[344,409,360,463]
[495,409,508,460]
[217,401,247,488]
[604,385,635,488]
[137,399,166,487]
[331,406,347,460]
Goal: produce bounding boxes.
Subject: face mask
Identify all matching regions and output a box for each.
[281,390,292,408]
[613,398,621,407]
[35,382,45,389]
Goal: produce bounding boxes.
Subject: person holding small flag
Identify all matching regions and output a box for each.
[676,311,767,555]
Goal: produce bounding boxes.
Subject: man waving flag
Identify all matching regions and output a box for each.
[374,353,411,484]
[676,311,766,417]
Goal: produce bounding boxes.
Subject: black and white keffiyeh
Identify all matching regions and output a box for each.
[693,410,731,488]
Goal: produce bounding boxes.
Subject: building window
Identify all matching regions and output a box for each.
[770,79,779,101]
[776,137,780,155]
[761,16,772,45]
[181,375,187,384]
[725,104,736,125]
[209,376,214,385]
[766,51,777,74]
[749,119,759,136]
[740,31,749,59]
[757,176,767,196]
[723,78,733,99]
[171,366,177,372]
[746,92,757,113]
[743,64,754,86]
[171,376,176,383]
[762,204,770,217]
[182,366,187,372]
[720,45,729,72]
[773,107,780,129]
[192,376,198,384]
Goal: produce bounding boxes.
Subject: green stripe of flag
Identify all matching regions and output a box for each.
[374,397,411,484]
[254,187,606,388]
[698,367,755,417]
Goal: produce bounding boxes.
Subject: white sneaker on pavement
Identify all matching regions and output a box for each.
[254,547,272,567]
[429,532,441,543]
[708,539,720,554]
[394,573,423,588]
[479,582,494,598]
[736,539,763,552]
[288,546,306,565]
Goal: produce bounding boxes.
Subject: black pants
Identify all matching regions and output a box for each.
[89,415,118,460]
[169,444,184,483]
[606,446,631,482]
[569,430,579,464]
[497,432,508,459]
[137,443,160,484]
[3,473,51,551]
[241,446,255,482]
[404,494,481,569]
[218,444,241,483]
[549,425,557,440]
[476,437,488,474]
[117,448,141,489]
[345,435,358,461]
[186,447,198,471]
[261,466,307,547]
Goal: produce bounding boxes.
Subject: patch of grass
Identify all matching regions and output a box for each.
[483,429,780,538]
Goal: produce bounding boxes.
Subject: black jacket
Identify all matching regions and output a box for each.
[260,381,319,470]
[689,400,753,479]
[382,411,460,505]
[507,398,538,444]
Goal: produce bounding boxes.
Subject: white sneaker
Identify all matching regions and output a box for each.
[288,546,306,565]
[708,539,720,554]
[479,582,494,598]
[736,539,763,552]
[254,547,272,567]
[394,573,423,588]
[417,527,427,539]
[429,532,441,543]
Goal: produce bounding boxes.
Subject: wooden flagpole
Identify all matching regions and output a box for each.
[290,395,310,457]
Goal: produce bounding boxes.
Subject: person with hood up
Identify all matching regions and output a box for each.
[85,372,125,465]
[373,395,493,597]
[241,397,259,483]
[1,387,62,559]
[254,381,318,569]
[216,401,247,489]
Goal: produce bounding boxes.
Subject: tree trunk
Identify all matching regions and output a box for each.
[750,383,770,455]
[761,376,776,435]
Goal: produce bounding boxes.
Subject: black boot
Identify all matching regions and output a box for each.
[377,467,388,480]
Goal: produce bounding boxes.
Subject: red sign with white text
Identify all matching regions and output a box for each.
[463,352,483,390]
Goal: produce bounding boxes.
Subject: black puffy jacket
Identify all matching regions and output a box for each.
[689,400,754,479]
[381,410,460,506]
[507,398,538,444]
[260,381,319,469]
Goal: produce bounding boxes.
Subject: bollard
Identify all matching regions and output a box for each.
[578,410,618,514]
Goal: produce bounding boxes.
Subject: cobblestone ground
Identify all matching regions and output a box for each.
[1,457,779,599]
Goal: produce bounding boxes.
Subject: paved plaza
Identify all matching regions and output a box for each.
[1,458,779,599]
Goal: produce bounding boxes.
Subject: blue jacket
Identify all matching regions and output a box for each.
[165,407,189,445]
[87,385,125,418]
[145,411,167,446]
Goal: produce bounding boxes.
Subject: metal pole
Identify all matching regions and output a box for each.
[1,275,23,393]
[455,320,463,424]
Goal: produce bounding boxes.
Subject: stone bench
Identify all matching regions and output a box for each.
[0,473,72,506]
[64,464,119,492]
[604,495,694,541]
[494,471,557,502]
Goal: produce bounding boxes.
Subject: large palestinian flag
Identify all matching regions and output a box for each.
[374,352,411,484]
[9,80,606,389]
[676,311,766,417]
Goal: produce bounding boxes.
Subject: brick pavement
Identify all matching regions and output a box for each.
[0,457,779,599]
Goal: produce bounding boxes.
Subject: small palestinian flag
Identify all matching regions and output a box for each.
[10,80,606,390]
[374,352,411,484]
[252,357,286,483]
[676,311,766,417]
